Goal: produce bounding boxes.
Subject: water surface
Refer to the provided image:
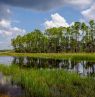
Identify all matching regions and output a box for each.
[0,56,95,76]
[0,72,25,97]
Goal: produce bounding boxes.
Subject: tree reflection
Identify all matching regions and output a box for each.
[12,57,95,76]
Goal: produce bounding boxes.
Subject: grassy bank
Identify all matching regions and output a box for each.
[0,65,95,97]
[1,52,95,61]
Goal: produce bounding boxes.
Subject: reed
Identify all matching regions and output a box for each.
[0,65,95,97]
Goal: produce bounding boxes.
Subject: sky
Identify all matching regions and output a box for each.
[0,0,95,50]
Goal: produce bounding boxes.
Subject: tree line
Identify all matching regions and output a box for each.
[11,20,95,53]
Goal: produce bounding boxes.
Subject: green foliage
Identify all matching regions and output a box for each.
[11,20,95,53]
[1,53,95,61]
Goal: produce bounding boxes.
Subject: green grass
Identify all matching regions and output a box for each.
[0,65,95,97]
[1,52,95,61]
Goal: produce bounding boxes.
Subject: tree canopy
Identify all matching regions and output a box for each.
[11,20,95,53]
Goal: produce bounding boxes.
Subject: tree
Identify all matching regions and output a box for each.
[72,22,81,52]
[11,20,95,53]
[81,22,88,52]
[45,27,64,52]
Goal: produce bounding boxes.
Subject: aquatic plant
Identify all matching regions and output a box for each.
[0,65,95,97]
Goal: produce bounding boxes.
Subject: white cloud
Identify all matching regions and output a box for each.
[0,19,11,28]
[44,13,69,29]
[0,19,26,36]
[0,5,26,49]
[0,19,26,50]
[81,3,95,20]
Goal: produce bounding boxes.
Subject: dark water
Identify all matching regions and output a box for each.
[0,72,25,97]
[0,56,95,76]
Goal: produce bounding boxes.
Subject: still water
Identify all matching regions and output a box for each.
[0,56,95,76]
[0,72,25,97]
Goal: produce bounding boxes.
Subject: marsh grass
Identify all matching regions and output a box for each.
[0,65,95,97]
[1,52,95,61]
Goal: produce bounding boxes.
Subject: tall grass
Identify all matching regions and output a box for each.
[0,65,95,97]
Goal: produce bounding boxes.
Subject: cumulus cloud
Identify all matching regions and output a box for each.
[0,3,26,49]
[44,13,69,29]
[0,3,26,37]
[0,0,94,11]
[0,19,26,49]
[0,19,26,36]
[81,3,95,20]
[0,19,11,28]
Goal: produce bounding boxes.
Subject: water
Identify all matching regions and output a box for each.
[0,56,13,65]
[0,56,95,97]
[0,72,25,97]
[0,56,95,76]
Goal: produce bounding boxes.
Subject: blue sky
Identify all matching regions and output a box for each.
[12,6,82,31]
[0,0,95,49]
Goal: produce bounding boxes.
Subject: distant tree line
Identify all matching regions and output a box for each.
[0,49,12,52]
[11,20,95,53]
